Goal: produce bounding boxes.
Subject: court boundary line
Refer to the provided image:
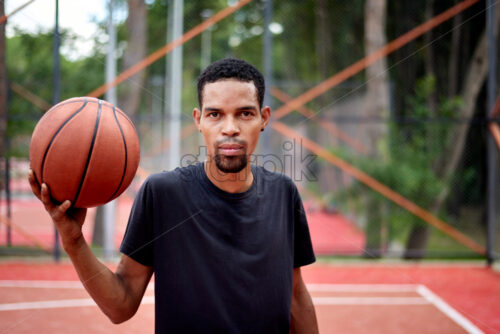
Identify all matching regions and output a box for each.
[0,296,155,312]
[0,280,155,291]
[0,281,421,291]
[306,283,420,292]
[0,280,488,333]
[416,285,484,334]
[312,297,429,305]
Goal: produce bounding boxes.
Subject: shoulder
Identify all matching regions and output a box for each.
[253,165,298,195]
[142,163,201,190]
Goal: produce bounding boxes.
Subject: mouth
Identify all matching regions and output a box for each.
[217,143,245,156]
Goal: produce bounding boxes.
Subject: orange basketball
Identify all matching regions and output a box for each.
[29,97,140,208]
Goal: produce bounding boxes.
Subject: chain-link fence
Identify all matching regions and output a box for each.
[0,0,498,261]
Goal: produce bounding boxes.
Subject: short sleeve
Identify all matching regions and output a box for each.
[293,187,316,268]
[120,178,155,267]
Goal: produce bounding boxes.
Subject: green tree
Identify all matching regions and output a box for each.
[6,28,105,157]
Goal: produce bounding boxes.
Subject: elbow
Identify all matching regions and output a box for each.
[105,307,138,324]
[108,312,134,325]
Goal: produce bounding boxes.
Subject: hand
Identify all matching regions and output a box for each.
[28,169,87,249]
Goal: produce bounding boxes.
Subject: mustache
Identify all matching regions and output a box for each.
[215,138,247,147]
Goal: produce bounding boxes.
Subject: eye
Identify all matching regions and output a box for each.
[241,111,254,118]
[208,111,219,118]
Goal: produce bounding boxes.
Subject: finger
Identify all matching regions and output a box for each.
[28,170,42,199]
[40,183,55,211]
[51,200,72,221]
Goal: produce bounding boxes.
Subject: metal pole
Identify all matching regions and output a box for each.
[486,0,497,265]
[103,0,117,261]
[52,0,60,262]
[261,0,273,155]
[152,75,163,167]
[5,150,11,247]
[163,2,173,167]
[166,0,183,171]
[199,9,212,155]
[200,9,212,70]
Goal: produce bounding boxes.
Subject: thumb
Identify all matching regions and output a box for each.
[52,200,72,221]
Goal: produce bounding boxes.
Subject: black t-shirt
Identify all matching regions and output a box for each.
[120,162,315,333]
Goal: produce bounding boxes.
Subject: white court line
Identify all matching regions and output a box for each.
[0,281,420,292]
[416,285,484,334]
[0,279,487,334]
[0,295,427,311]
[0,296,155,311]
[0,280,84,289]
[313,297,429,305]
[307,284,420,292]
[0,280,154,291]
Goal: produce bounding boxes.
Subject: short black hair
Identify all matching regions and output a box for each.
[197,58,265,109]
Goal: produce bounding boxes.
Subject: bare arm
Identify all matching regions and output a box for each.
[290,267,318,334]
[29,171,153,324]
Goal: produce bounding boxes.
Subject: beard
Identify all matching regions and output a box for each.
[214,154,247,173]
[214,139,248,173]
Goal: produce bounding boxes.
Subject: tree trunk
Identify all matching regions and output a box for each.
[362,0,389,256]
[120,0,147,116]
[403,224,431,259]
[424,0,438,115]
[363,0,389,156]
[0,1,7,162]
[315,0,331,79]
[448,0,462,98]
[407,0,436,256]
[433,21,496,213]
[406,4,500,258]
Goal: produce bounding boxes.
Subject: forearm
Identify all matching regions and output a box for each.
[64,237,137,323]
[290,286,318,334]
[28,175,145,323]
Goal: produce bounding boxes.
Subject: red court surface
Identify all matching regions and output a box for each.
[1,197,365,255]
[0,262,498,333]
[1,173,364,255]
[1,178,499,332]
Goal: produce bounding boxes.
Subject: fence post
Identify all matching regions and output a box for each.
[486,0,497,265]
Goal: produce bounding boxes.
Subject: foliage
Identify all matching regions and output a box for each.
[5,28,105,157]
[329,75,463,244]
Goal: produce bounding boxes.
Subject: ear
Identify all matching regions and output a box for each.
[260,106,271,131]
[193,108,202,131]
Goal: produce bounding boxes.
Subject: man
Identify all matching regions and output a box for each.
[29,58,318,333]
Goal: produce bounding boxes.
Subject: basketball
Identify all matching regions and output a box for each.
[29,97,140,208]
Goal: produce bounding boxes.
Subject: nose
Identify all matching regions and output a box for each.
[221,116,240,137]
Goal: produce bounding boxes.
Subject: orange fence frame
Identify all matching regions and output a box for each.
[87,0,253,98]
[270,87,368,154]
[271,121,486,255]
[492,93,500,118]
[0,0,36,25]
[10,82,51,111]
[272,0,480,121]
[6,0,485,255]
[490,123,500,150]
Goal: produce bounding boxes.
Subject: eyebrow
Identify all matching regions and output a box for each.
[203,107,222,113]
[236,106,258,111]
[203,106,258,113]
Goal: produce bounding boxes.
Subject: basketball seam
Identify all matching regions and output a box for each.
[40,98,89,182]
[114,108,137,128]
[107,106,129,202]
[72,99,102,206]
[42,99,87,119]
[86,99,136,129]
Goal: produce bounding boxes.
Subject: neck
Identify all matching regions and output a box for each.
[204,158,254,193]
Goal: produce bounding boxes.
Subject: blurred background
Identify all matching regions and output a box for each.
[0,0,499,262]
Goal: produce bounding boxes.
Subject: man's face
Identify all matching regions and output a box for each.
[193,79,270,173]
